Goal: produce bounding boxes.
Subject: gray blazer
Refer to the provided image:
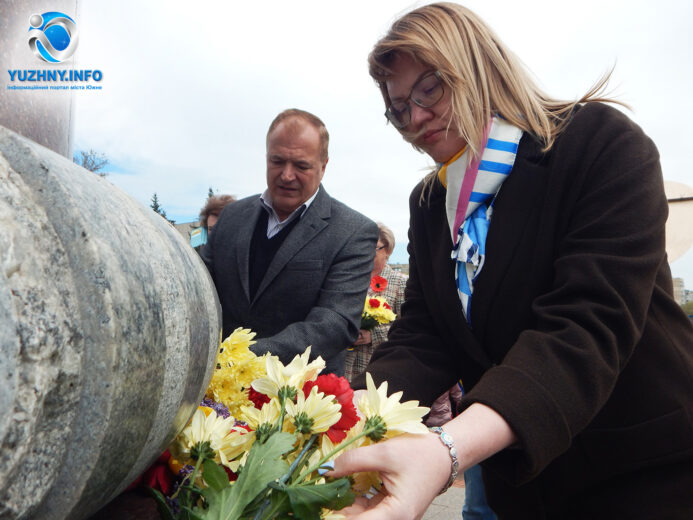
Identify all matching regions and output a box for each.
[202,186,378,375]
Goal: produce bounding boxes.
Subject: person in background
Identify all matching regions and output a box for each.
[332,3,693,519]
[202,109,378,375]
[345,222,407,382]
[200,194,236,232]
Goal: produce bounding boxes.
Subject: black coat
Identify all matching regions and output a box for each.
[353,103,693,518]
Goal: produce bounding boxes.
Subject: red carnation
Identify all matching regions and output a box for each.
[370,276,387,292]
[126,450,175,495]
[368,298,380,308]
[303,374,359,443]
[248,387,270,409]
[383,302,391,310]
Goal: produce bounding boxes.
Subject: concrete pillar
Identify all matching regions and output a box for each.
[0,125,221,520]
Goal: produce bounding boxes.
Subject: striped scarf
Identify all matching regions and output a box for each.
[438,117,523,323]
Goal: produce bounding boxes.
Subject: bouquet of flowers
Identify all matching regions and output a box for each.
[148,327,429,520]
[360,296,396,331]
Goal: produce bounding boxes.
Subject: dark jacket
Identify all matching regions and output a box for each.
[202,186,378,375]
[354,103,693,518]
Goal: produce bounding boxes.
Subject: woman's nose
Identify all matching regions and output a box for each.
[409,102,434,127]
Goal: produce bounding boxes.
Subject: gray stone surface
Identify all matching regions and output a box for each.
[0,0,78,158]
[0,126,221,520]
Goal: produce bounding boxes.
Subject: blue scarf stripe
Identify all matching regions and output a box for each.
[469,192,489,203]
[486,137,519,153]
[478,160,513,175]
[481,148,518,167]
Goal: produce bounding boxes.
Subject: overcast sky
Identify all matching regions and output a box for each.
[71,0,693,284]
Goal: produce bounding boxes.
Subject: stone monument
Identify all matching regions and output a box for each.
[0,126,221,519]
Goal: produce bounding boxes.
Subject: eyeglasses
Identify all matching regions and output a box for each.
[384,71,444,129]
[376,245,387,251]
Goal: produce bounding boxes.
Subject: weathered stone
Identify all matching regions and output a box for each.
[0,126,221,520]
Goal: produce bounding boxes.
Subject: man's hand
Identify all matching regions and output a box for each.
[353,329,372,346]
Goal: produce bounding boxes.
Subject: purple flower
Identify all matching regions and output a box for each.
[201,397,231,419]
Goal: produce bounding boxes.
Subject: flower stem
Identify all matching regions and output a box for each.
[282,434,317,484]
[170,453,205,503]
[295,426,376,482]
[276,391,287,432]
[252,435,318,520]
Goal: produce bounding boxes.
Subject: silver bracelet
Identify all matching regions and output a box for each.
[429,426,459,495]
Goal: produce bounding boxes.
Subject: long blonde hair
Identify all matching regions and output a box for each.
[369,2,621,193]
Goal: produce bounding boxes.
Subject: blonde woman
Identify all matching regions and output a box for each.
[332,3,693,519]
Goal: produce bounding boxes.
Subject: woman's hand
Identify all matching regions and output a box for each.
[353,329,372,346]
[331,403,518,519]
[330,432,451,519]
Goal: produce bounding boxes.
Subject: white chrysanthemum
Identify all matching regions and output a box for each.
[358,373,429,441]
[286,386,341,434]
[252,346,325,397]
[170,408,236,463]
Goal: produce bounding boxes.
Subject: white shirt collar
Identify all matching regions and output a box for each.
[259,187,320,238]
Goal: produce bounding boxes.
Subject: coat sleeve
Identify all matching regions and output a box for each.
[253,218,378,365]
[461,105,670,482]
[351,186,461,405]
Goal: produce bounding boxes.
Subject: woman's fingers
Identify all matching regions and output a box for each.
[340,493,417,520]
[330,442,393,478]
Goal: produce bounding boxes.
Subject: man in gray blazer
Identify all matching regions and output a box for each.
[202,109,378,375]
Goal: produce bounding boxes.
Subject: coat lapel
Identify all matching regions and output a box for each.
[236,201,263,303]
[252,187,330,304]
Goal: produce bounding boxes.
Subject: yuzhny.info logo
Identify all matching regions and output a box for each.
[6,11,103,91]
[28,11,79,63]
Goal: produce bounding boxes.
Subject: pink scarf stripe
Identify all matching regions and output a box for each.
[452,123,492,237]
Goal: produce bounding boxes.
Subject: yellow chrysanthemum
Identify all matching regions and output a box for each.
[358,373,429,441]
[286,386,342,435]
[252,346,325,398]
[170,407,236,465]
[206,327,267,417]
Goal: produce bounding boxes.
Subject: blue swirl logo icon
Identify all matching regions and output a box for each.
[28,12,79,63]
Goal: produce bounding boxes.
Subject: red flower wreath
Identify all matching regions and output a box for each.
[370,275,387,292]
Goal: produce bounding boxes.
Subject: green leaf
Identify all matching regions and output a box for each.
[148,488,175,520]
[203,460,230,492]
[200,432,296,520]
[180,506,207,520]
[284,478,355,519]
